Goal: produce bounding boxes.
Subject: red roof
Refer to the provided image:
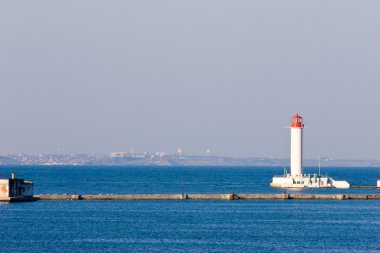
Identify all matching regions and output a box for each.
[291,113,304,128]
[292,113,302,119]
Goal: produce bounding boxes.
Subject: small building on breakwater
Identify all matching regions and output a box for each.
[0,172,35,202]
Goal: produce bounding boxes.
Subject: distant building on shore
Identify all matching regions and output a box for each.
[177,148,182,156]
[110,152,129,158]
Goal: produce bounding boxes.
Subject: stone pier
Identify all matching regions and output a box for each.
[31,193,380,201]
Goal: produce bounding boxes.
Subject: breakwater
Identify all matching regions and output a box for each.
[33,193,380,201]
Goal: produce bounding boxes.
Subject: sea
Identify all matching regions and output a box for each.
[0,166,379,253]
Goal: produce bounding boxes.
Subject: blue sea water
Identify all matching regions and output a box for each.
[0,166,379,252]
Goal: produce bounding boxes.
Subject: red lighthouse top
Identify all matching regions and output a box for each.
[291,113,304,128]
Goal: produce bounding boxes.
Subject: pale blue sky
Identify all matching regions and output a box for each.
[1,1,379,159]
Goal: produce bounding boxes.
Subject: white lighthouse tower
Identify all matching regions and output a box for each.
[270,113,350,188]
[290,113,304,176]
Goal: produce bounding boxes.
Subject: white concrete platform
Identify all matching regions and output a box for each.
[271,174,350,189]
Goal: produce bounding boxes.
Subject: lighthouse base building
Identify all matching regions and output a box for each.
[270,114,350,189]
[270,173,350,188]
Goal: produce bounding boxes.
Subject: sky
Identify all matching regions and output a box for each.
[1,1,379,159]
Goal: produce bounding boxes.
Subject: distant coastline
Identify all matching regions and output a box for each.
[0,154,379,167]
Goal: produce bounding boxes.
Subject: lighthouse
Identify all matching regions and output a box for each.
[290,114,304,176]
[270,113,350,188]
